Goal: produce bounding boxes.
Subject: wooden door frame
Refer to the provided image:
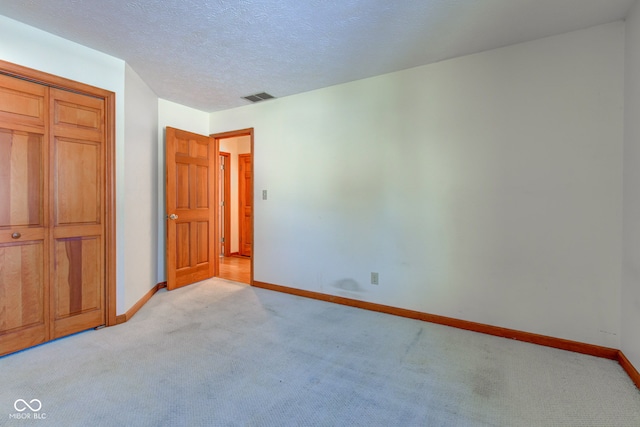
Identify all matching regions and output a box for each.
[219,151,231,257]
[211,128,254,285]
[0,60,117,327]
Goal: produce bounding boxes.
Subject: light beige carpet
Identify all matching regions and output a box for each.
[1,278,639,426]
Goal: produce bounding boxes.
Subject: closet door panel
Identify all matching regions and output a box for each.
[54,138,100,226]
[0,74,46,128]
[52,236,102,337]
[0,76,48,356]
[0,129,43,227]
[50,88,105,339]
[0,241,46,354]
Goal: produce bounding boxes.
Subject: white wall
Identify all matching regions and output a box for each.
[210,22,624,348]
[124,64,159,311]
[623,1,640,371]
[219,136,251,253]
[0,16,131,314]
[157,99,210,282]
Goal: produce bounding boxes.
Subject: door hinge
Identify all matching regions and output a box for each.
[220,201,225,207]
[220,164,225,170]
[220,237,225,243]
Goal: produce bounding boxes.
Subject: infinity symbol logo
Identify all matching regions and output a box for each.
[14,399,42,412]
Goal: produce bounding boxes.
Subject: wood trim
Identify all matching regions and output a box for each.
[212,133,220,277]
[220,152,231,257]
[248,130,254,286]
[0,59,114,99]
[212,128,253,139]
[618,351,640,389]
[115,282,167,324]
[105,90,117,326]
[0,60,117,329]
[252,281,620,360]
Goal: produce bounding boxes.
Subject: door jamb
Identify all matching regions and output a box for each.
[0,59,117,326]
[211,128,254,285]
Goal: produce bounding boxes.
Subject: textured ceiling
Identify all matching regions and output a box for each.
[0,0,635,112]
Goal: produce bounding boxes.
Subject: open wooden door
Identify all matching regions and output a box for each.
[166,127,216,290]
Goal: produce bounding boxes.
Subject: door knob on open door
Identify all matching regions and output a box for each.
[169,214,178,220]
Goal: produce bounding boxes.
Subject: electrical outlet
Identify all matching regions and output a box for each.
[371,272,379,285]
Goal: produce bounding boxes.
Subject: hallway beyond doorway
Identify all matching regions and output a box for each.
[218,256,250,284]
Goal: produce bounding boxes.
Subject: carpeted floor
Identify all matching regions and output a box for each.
[1,278,639,426]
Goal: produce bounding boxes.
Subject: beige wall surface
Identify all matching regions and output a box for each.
[211,22,625,348]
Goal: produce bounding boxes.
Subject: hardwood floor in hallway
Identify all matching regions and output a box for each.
[219,256,251,284]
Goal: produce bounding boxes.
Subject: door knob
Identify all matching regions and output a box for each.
[169,214,178,220]
[11,232,21,239]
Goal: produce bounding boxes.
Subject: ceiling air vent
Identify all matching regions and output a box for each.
[242,92,275,103]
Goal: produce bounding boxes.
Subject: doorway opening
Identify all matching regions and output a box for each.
[212,129,254,285]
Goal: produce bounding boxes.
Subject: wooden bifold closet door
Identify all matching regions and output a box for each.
[0,72,107,356]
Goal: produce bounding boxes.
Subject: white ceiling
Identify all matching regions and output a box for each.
[0,0,635,112]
